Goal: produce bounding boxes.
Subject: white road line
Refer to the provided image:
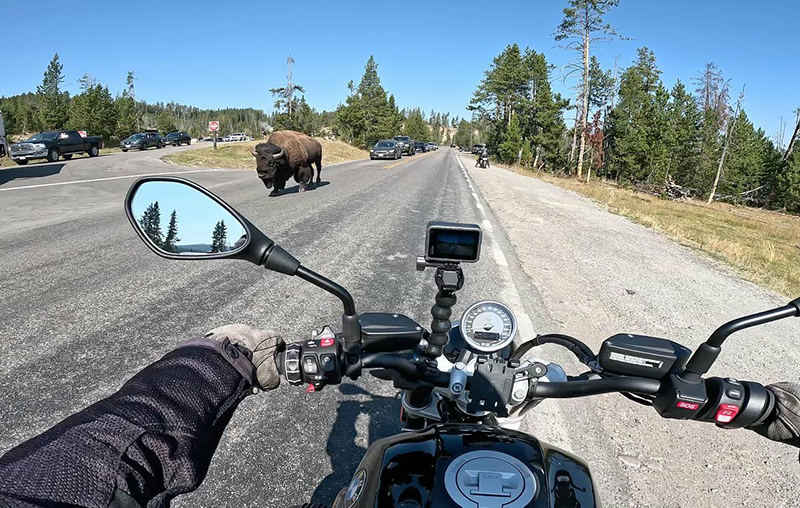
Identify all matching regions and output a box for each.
[451,149,574,451]
[0,168,236,192]
[492,243,509,267]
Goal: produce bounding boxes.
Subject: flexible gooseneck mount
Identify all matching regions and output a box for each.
[417,258,465,359]
[681,297,800,383]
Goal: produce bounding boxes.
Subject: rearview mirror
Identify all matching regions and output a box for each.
[126,177,250,259]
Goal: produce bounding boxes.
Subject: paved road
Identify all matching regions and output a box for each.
[0,147,546,506]
[2,145,796,507]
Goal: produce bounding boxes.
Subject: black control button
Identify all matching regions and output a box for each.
[725,378,741,385]
[302,355,319,374]
[726,388,743,400]
[320,354,336,373]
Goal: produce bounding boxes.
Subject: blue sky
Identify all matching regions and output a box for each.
[132,181,246,247]
[1,0,797,140]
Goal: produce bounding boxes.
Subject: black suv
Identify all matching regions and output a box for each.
[164,131,191,146]
[392,135,415,156]
[414,141,428,153]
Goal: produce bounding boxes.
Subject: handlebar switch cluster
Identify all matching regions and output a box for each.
[697,377,774,429]
[282,326,344,390]
[653,373,708,419]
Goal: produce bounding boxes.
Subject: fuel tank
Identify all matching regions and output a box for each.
[335,423,598,508]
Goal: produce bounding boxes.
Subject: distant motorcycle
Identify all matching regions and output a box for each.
[478,153,489,168]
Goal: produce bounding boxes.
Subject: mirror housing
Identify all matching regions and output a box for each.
[125,176,299,274]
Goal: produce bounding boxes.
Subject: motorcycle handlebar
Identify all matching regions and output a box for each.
[529,377,661,399]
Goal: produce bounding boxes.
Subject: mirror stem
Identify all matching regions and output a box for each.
[296,266,357,317]
[295,266,361,357]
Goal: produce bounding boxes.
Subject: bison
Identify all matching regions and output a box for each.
[250,130,322,196]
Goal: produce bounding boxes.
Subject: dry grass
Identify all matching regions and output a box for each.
[495,162,800,297]
[163,139,368,170]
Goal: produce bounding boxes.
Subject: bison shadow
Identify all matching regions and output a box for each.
[270,180,330,197]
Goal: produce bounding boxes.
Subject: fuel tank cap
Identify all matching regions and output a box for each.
[444,450,537,508]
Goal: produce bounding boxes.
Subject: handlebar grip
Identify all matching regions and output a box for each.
[530,377,661,399]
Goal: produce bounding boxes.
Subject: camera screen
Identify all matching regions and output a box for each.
[428,228,480,262]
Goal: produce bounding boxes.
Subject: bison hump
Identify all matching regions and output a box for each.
[267,130,309,168]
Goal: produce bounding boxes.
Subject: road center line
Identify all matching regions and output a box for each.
[0,168,237,192]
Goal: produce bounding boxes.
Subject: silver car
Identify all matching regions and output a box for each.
[370,140,402,160]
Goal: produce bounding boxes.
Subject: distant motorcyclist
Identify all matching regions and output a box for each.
[476,146,489,167]
[0,324,799,507]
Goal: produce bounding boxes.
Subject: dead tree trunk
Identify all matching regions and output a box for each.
[708,88,744,204]
[781,108,800,163]
[575,9,590,181]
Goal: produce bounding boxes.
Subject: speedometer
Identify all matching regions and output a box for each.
[459,300,517,352]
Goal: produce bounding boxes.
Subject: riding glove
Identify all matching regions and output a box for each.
[751,382,800,448]
[205,324,285,390]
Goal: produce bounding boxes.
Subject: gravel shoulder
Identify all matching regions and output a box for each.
[462,154,800,508]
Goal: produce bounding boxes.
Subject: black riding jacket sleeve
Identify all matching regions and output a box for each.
[0,339,255,508]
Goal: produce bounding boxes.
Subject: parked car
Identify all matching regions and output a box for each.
[414,141,428,153]
[472,143,486,154]
[370,140,402,160]
[121,132,163,152]
[392,135,415,156]
[228,133,247,142]
[9,130,104,165]
[164,131,191,146]
[427,142,437,151]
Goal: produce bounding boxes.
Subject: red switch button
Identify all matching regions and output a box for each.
[321,338,334,347]
[715,404,740,423]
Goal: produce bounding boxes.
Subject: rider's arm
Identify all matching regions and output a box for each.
[0,327,281,508]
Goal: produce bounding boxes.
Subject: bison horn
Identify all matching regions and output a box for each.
[272,149,285,160]
[250,148,258,157]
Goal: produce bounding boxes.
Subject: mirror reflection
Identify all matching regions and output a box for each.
[130,181,248,256]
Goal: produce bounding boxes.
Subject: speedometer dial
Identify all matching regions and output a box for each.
[459,300,517,352]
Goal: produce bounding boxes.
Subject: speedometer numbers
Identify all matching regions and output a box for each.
[459,301,517,352]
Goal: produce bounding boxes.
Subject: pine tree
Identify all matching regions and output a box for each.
[454,119,471,147]
[36,54,69,129]
[404,109,430,141]
[335,56,396,147]
[554,0,622,178]
[211,220,228,253]
[157,111,178,135]
[498,115,523,163]
[606,48,663,182]
[666,80,702,186]
[139,202,163,247]
[68,84,117,140]
[163,210,180,253]
[270,55,305,118]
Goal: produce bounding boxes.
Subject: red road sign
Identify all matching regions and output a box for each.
[209,121,219,131]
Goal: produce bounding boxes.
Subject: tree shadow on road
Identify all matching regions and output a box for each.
[0,163,65,187]
[309,383,400,505]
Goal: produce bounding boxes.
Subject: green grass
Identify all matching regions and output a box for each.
[163,139,368,170]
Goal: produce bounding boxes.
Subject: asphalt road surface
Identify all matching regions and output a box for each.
[0,146,544,506]
[1,146,797,507]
